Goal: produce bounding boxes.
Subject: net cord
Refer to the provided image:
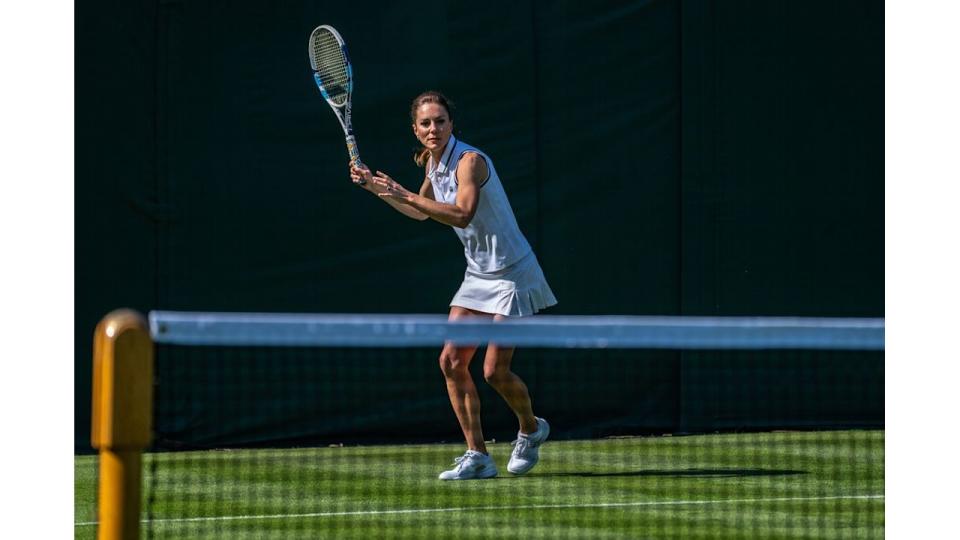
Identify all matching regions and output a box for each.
[148,311,884,350]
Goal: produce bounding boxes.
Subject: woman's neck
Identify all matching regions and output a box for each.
[429,142,447,164]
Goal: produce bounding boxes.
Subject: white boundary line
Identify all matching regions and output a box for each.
[75,494,884,527]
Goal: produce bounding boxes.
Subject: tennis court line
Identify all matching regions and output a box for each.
[74,494,883,526]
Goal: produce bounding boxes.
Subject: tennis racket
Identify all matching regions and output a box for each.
[308,25,364,175]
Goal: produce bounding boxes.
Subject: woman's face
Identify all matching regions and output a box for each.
[412,103,452,152]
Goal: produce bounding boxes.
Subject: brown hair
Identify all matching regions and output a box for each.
[410,91,455,168]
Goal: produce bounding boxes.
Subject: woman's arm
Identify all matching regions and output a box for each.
[372,152,487,229]
[350,164,429,221]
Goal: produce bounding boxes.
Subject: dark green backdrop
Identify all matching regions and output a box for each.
[76,0,883,451]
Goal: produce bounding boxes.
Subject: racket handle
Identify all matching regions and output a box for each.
[345,135,365,184]
[346,134,362,167]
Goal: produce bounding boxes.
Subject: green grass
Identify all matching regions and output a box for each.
[75,430,883,539]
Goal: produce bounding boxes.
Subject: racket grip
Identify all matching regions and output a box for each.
[346,135,362,167]
[345,135,365,184]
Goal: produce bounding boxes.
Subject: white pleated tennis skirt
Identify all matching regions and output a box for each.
[450,251,558,317]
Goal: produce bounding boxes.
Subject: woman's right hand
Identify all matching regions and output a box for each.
[349,163,375,191]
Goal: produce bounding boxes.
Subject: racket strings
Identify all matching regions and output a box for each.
[311,31,350,105]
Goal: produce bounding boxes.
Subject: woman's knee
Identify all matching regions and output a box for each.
[483,346,515,385]
[439,349,469,378]
[483,365,510,386]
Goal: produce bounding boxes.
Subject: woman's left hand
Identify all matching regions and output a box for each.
[371,171,414,202]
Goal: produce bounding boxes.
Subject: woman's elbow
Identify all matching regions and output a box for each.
[454,209,477,228]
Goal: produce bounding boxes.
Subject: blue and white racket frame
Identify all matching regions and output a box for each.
[308,25,363,171]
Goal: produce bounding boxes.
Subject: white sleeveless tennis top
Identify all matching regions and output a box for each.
[428,135,532,274]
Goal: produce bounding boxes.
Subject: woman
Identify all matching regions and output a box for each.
[349,91,557,480]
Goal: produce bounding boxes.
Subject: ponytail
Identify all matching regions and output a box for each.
[413,148,429,168]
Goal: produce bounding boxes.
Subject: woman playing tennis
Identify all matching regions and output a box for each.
[349,91,557,480]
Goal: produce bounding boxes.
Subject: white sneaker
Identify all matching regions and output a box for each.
[438,450,498,480]
[507,417,550,475]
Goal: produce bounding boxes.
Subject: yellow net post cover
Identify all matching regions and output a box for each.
[91,309,153,540]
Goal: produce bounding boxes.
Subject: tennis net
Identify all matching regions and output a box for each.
[82,312,884,539]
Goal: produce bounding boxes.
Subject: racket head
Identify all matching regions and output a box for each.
[308,25,352,107]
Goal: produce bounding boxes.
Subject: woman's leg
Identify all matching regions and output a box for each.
[439,306,487,452]
[482,314,538,435]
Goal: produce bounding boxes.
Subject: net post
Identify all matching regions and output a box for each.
[91,309,153,540]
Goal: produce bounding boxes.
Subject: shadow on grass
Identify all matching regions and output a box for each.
[530,468,807,479]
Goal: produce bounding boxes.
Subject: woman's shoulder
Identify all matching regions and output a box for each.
[454,140,490,161]
[454,138,478,152]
